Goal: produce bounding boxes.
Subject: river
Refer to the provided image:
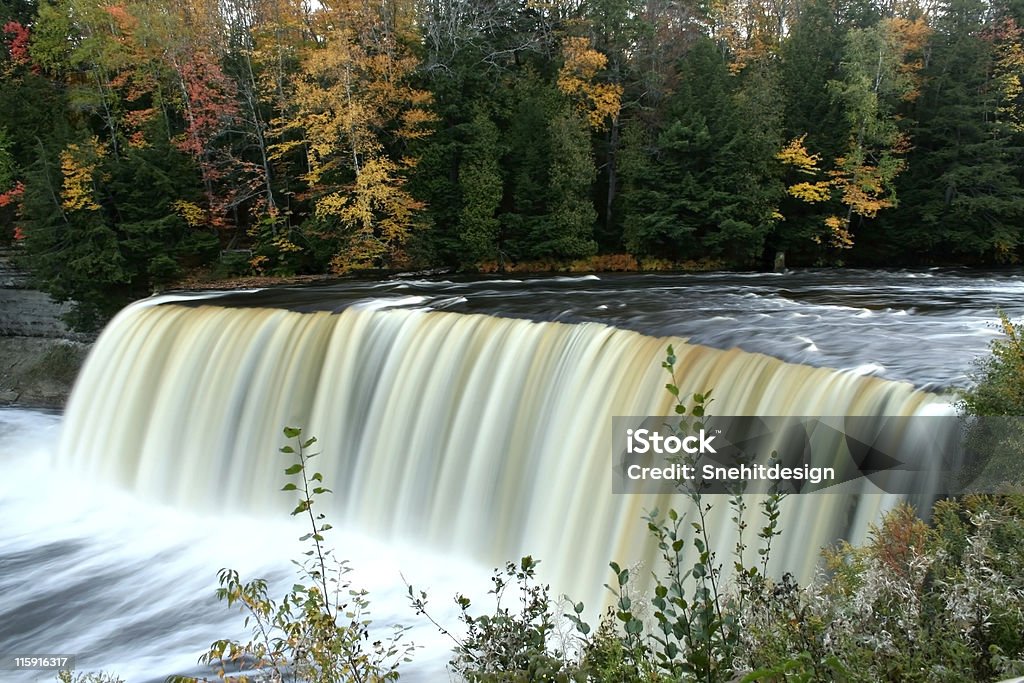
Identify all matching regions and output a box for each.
[2,268,1022,681]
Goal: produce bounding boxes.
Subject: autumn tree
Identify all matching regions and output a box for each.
[276,0,433,272]
[825,16,928,246]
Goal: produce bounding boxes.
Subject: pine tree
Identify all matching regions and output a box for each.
[887,0,1024,262]
[457,109,503,266]
[541,108,598,260]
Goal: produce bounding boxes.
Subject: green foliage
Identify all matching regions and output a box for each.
[956,312,1024,490]
[457,109,504,266]
[960,314,1024,418]
[55,673,124,683]
[743,496,1024,682]
[16,128,217,331]
[409,556,577,682]
[541,110,598,260]
[620,40,782,265]
[4,0,1024,298]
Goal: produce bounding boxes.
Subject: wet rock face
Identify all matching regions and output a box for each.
[0,249,81,339]
[0,248,91,407]
[0,337,88,407]
[0,288,78,338]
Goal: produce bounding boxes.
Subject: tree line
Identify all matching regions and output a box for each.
[1,0,1023,327]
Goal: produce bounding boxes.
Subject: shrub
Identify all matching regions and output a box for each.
[959,311,1024,418]
[56,673,124,683]
[410,347,788,683]
[957,311,1024,491]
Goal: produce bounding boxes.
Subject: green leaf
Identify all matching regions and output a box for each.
[284,463,303,475]
[283,427,301,438]
[281,483,298,491]
[280,445,295,454]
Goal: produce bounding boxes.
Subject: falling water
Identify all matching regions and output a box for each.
[57,302,947,615]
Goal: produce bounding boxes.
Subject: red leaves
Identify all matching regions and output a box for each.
[171,51,258,229]
[2,21,31,66]
[175,52,240,158]
[0,181,23,208]
[0,182,25,240]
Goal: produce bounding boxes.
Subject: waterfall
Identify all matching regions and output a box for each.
[58,301,947,610]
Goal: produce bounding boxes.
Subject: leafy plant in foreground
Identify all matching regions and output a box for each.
[171,427,415,683]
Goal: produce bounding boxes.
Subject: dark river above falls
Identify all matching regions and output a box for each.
[181,268,1024,389]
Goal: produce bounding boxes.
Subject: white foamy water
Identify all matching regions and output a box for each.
[0,408,479,682]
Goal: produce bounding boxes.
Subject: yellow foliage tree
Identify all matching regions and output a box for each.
[318,157,424,272]
[60,139,105,211]
[992,19,1024,133]
[777,135,834,205]
[777,135,834,204]
[275,0,434,271]
[776,135,821,174]
[557,36,623,130]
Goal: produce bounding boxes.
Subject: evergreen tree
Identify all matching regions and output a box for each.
[885,0,1024,262]
[540,109,598,260]
[621,38,781,265]
[499,71,557,262]
[457,109,504,265]
[19,138,129,330]
[774,0,848,259]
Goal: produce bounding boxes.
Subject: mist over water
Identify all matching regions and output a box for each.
[3,269,1021,680]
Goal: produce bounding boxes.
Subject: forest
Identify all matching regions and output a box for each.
[1,0,1024,327]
